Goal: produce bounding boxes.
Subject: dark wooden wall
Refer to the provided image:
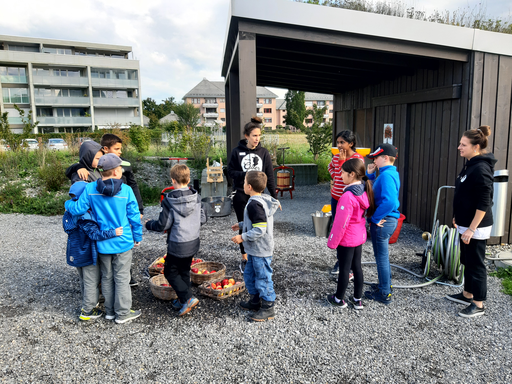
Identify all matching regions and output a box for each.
[333,53,512,244]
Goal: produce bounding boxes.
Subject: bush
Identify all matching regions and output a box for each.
[139,182,165,206]
[0,182,68,215]
[38,152,68,192]
[128,125,151,153]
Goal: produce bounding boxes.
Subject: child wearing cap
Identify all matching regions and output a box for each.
[63,181,123,321]
[364,143,401,305]
[65,154,143,324]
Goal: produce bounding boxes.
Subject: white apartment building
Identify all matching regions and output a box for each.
[0,35,143,133]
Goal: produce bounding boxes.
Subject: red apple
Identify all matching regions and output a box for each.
[211,270,217,274]
[221,279,229,286]
[191,268,199,273]
[203,270,209,275]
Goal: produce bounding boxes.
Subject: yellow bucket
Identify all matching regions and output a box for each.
[321,204,331,213]
[356,148,371,157]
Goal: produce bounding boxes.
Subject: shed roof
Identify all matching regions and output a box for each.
[159,113,178,124]
[183,78,278,99]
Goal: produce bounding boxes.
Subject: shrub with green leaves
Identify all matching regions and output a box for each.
[38,152,68,192]
[128,125,151,153]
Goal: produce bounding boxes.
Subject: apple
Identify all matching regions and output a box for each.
[211,270,217,274]
[211,283,217,289]
[203,270,209,275]
[221,279,229,286]
[216,285,223,290]
[228,278,235,285]
[161,284,169,287]
[191,268,199,273]
[197,271,203,274]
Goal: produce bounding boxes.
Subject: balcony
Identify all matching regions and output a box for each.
[1,75,27,84]
[91,78,138,88]
[93,98,140,107]
[203,112,219,118]
[256,112,263,117]
[323,114,330,118]
[35,96,90,106]
[37,116,92,126]
[204,121,218,127]
[32,75,89,87]
[7,117,24,125]
[95,116,142,126]
[202,103,218,108]
[256,103,263,108]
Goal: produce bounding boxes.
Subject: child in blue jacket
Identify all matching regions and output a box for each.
[65,154,143,324]
[63,181,122,321]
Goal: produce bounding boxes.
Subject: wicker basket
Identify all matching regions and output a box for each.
[199,271,245,300]
[149,274,178,300]
[148,256,166,277]
[190,261,226,284]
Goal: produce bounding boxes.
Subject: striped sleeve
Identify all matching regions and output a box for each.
[331,152,365,199]
[247,200,267,228]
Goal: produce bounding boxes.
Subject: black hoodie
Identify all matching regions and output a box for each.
[453,153,497,228]
[65,141,102,184]
[228,140,277,198]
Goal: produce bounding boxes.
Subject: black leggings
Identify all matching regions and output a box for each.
[460,236,487,301]
[164,255,193,304]
[335,245,363,300]
[233,190,250,255]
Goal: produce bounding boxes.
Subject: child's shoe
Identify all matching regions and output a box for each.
[115,309,142,324]
[330,261,340,275]
[79,308,104,321]
[326,294,348,308]
[178,297,199,316]
[171,299,183,311]
[105,314,116,321]
[364,289,392,305]
[250,300,275,321]
[240,294,261,311]
[349,296,364,310]
[370,283,394,293]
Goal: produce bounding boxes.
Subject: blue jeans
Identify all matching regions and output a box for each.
[244,255,276,302]
[370,216,397,296]
[331,197,338,220]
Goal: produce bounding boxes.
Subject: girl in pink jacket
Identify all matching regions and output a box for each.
[326,159,375,310]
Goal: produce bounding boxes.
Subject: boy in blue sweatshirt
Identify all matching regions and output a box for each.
[65,154,143,324]
[63,181,123,321]
[231,171,280,321]
[364,143,401,305]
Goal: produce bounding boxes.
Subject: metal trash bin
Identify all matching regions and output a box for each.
[311,213,332,238]
[491,170,509,237]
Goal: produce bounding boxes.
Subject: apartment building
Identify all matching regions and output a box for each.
[274,93,334,129]
[0,34,143,133]
[183,78,278,129]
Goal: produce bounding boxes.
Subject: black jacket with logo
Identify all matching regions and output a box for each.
[453,153,496,228]
[227,140,277,198]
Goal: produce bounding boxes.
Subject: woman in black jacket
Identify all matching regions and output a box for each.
[228,116,278,269]
[446,125,496,318]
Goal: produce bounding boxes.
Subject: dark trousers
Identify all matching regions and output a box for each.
[164,255,193,304]
[460,237,487,301]
[335,244,363,300]
[233,190,250,255]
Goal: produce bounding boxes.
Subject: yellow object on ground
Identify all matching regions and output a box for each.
[322,204,331,213]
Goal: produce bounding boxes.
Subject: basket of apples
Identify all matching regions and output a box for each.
[190,261,226,284]
[199,271,245,300]
[148,255,167,276]
[149,274,178,300]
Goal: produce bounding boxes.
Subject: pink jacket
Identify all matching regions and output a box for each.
[327,184,369,249]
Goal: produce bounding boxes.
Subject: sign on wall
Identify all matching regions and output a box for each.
[383,124,393,144]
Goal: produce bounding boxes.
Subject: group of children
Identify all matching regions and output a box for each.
[64,129,400,324]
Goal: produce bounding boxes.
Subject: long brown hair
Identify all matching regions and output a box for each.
[341,158,376,217]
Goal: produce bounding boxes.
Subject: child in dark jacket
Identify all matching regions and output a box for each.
[63,181,122,321]
[231,171,280,322]
[146,164,207,316]
[65,141,104,183]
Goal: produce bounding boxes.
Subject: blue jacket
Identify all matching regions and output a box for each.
[65,178,143,254]
[366,165,400,224]
[62,210,117,267]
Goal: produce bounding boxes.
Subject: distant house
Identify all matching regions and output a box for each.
[159,112,178,124]
[275,93,333,130]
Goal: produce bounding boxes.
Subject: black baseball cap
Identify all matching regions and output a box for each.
[367,143,398,159]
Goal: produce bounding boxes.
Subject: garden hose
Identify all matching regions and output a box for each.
[362,222,464,289]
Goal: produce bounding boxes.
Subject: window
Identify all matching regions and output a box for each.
[33,68,50,76]
[205,98,216,104]
[221,118,226,122]
[264,118,272,123]
[264,108,272,113]
[264,98,271,104]
[191,98,200,104]
[116,90,128,98]
[43,47,72,55]
[55,108,87,117]
[317,101,325,107]
[0,66,27,82]
[305,101,313,107]
[8,45,38,52]
[329,110,333,114]
[219,99,225,103]
[2,88,29,103]
[220,108,225,113]
[305,119,313,124]
[36,108,53,117]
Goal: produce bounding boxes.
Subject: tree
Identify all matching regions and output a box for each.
[142,97,177,129]
[173,102,201,131]
[284,90,306,131]
[0,105,39,151]
[304,104,332,160]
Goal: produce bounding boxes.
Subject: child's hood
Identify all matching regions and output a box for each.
[166,188,199,218]
[79,141,102,171]
[344,182,370,210]
[96,178,124,197]
[251,194,280,216]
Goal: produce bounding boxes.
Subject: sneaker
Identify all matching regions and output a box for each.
[364,289,392,305]
[129,277,139,287]
[105,314,116,321]
[79,308,103,321]
[326,294,348,308]
[348,273,354,282]
[115,309,141,324]
[239,259,247,274]
[370,283,394,293]
[178,297,199,316]
[349,297,364,310]
[330,261,339,275]
[445,292,473,305]
[458,303,485,318]
[170,299,183,311]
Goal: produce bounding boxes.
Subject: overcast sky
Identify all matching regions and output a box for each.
[2,0,511,102]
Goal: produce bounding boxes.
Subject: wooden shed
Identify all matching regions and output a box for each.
[221,0,512,244]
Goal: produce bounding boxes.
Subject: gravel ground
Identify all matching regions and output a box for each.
[1,183,512,383]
